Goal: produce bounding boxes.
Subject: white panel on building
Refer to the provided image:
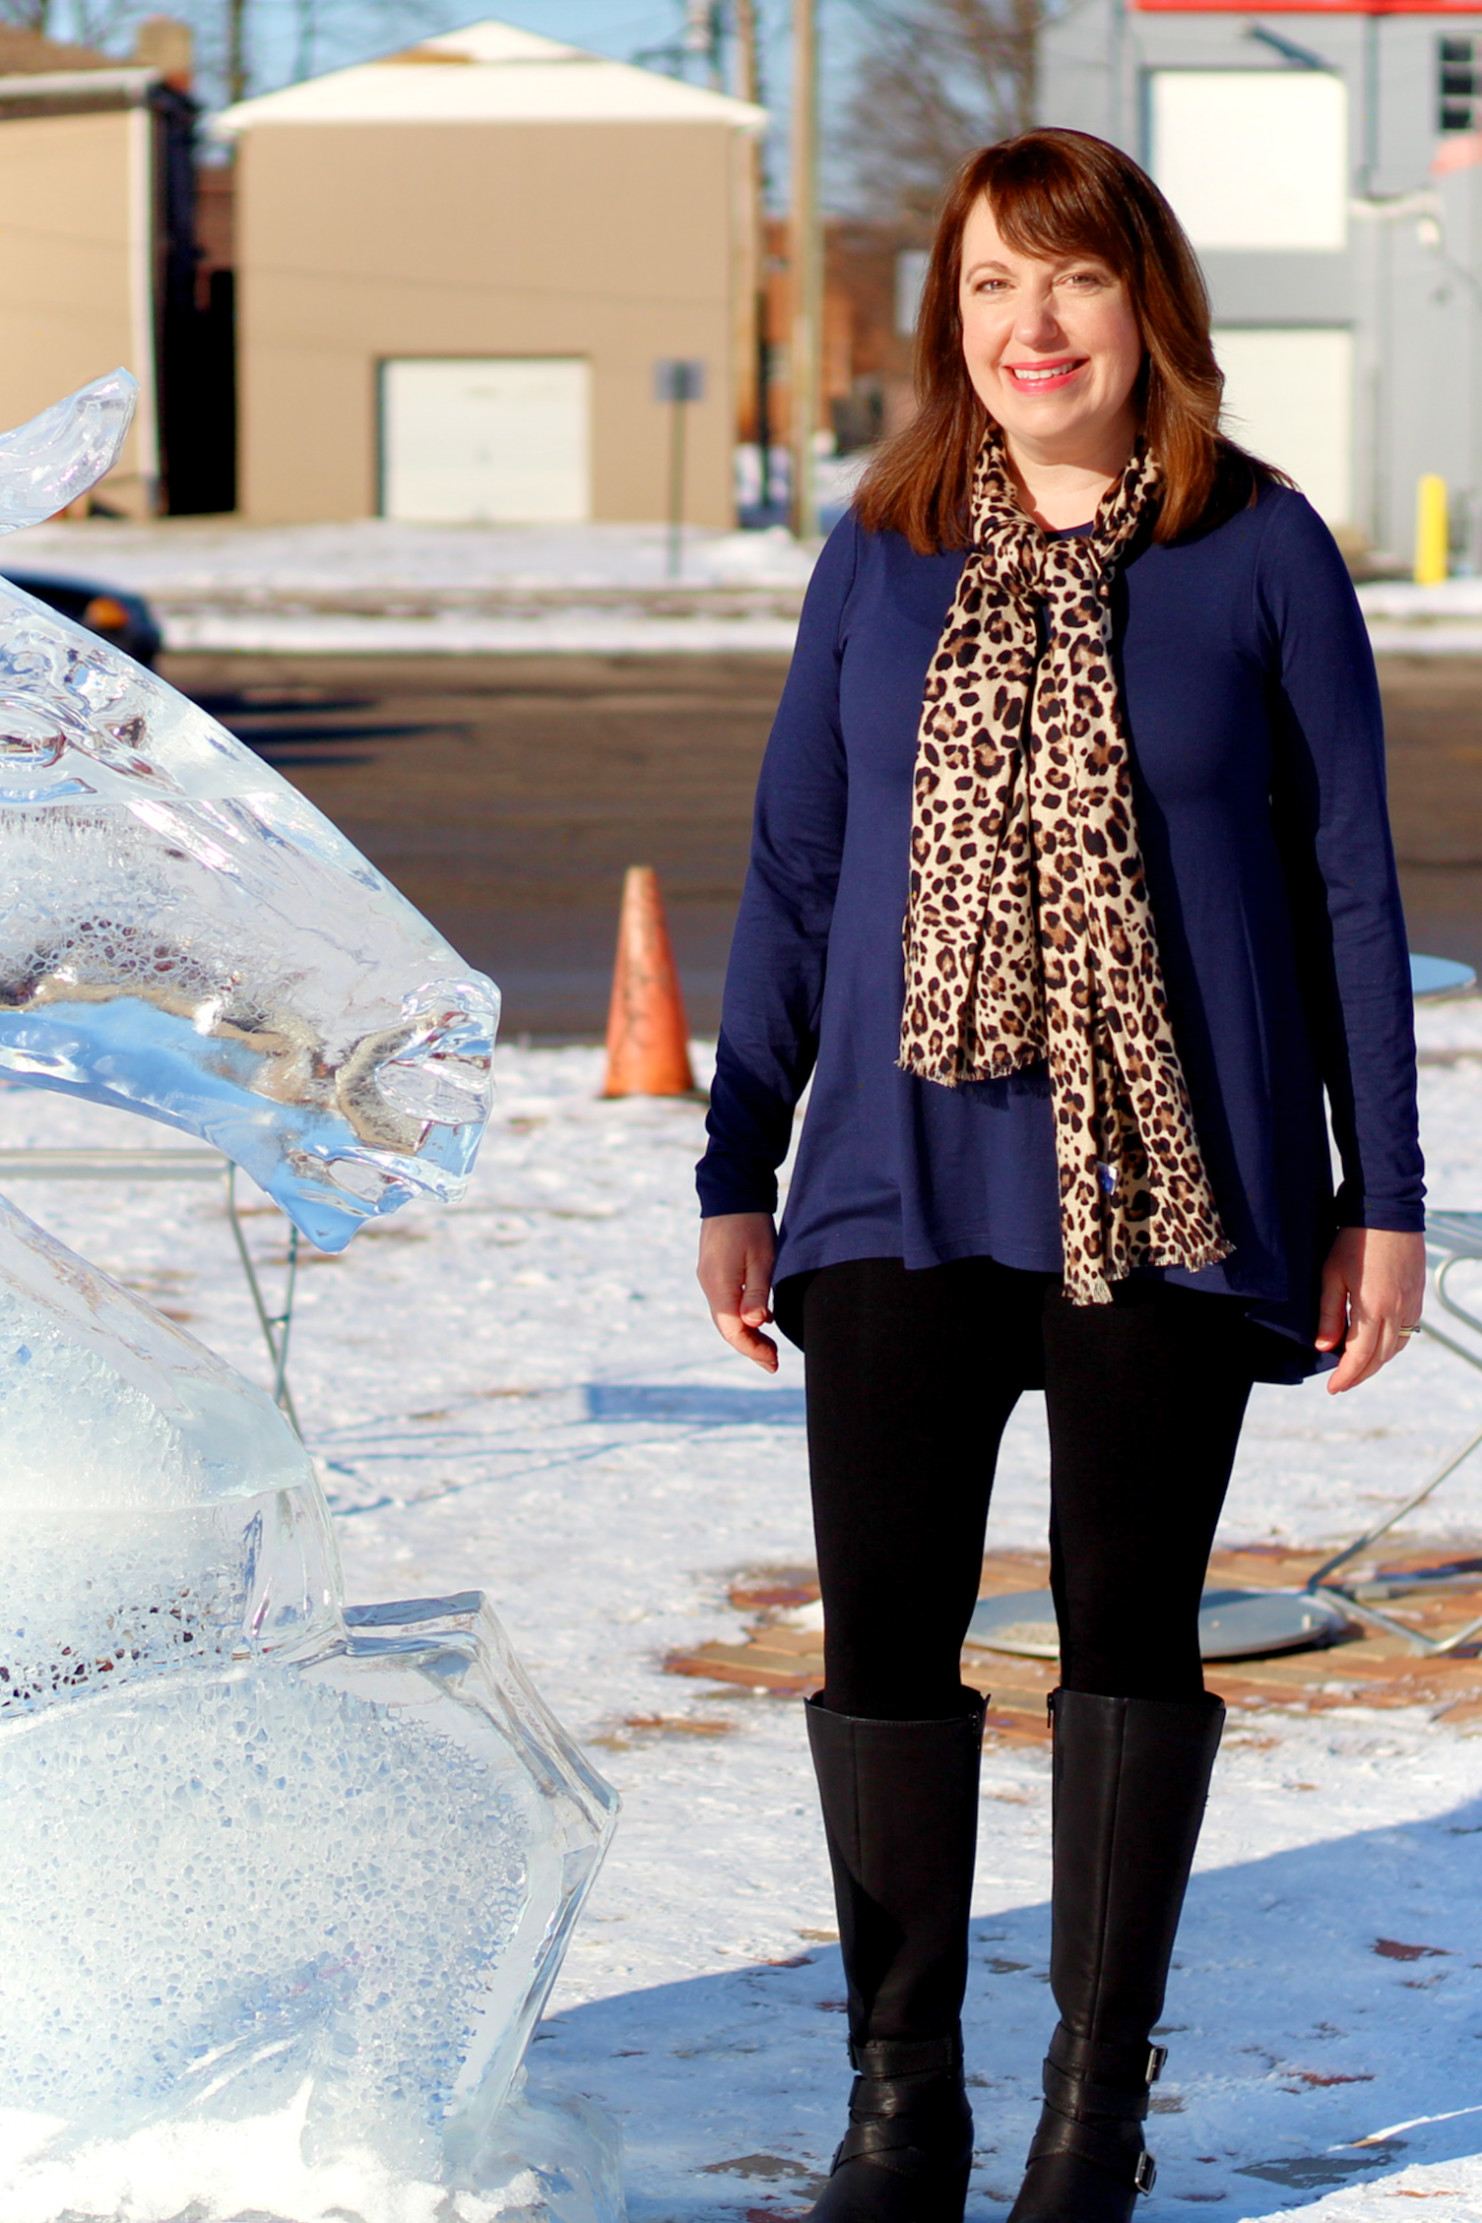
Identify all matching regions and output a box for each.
[381,357,591,522]
[1150,71,1349,251]
[1213,326,1353,525]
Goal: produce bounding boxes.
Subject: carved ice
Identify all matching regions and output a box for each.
[0,1203,620,2220]
[0,372,498,1252]
[0,379,620,2223]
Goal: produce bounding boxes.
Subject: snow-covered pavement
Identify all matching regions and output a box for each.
[2,519,813,655]
[13,511,1482,657]
[5,998,1482,2220]
[1358,577,1482,657]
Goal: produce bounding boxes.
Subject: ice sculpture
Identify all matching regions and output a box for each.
[0,379,620,2223]
[0,372,498,1252]
[0,1200,620,2222]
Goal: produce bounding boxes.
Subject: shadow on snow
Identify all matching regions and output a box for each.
[535,1787,1482,2221]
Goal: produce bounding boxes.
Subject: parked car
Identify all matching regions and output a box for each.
[1,570,163,667]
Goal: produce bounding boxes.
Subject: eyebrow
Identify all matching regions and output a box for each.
[961,253,1112,282]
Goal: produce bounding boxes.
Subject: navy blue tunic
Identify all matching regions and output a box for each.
[696,487,1424,1378]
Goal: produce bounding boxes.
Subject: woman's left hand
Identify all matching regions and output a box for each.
[1316,1227,1427,1394]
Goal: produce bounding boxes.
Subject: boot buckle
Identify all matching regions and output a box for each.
[1146,2043,1167,2086]
[1134,2150,1158,2197]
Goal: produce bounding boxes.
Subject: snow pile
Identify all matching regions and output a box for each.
[2,518,817,655]
[1358,575,1482,654]
[6,517,816,595]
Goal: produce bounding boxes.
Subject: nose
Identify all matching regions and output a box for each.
[1014,285,1064,351]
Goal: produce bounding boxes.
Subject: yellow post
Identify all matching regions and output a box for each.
[1415,474,1449,585]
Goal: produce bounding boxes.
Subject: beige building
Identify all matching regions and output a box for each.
[215,22,765,528]
[0,25,192,517]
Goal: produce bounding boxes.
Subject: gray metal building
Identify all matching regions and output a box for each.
[1038,1,1482,564]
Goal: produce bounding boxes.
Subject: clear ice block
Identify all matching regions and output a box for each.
[0,1196,619,2222]
[0,366,138,532]
[0,373,498,1252]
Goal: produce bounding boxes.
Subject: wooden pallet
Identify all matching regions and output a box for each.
[663,1545,1482,1743]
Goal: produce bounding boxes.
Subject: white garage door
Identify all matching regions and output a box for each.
[1214,327,1353,526]
[1150,71,1349,252]
[381,357,591,523]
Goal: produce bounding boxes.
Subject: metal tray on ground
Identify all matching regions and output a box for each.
[964,1586,1354,1663]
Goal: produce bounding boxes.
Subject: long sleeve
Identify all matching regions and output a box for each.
[695,518,860,1216]
[1259,494,1425,1232]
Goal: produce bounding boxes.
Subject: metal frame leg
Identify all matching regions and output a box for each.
[0,1148,305,1438]
[1306,1250,1482,1654]
[224,1165,302,1436]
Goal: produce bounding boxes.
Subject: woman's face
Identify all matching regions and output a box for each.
[957,196,1145,468]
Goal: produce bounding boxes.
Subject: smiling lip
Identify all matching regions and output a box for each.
[1005,357,1087,391]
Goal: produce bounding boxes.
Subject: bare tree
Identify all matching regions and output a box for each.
[0,0,141,45]
[0,0,468,103]
[841,0,1054,225]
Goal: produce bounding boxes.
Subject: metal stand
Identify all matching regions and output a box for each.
[1300,1210,1482,1655]
[0,1147,302,1435]
[223,1163,301,1432]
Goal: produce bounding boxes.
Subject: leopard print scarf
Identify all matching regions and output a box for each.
[898,432,1231,1305]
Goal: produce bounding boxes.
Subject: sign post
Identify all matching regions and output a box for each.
[654,358,705,579]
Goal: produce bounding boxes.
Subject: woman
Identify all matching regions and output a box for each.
[696,130,1425,2223]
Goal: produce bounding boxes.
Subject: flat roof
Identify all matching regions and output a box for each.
[213,17,766,134]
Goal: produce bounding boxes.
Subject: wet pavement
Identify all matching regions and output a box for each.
[163,650,1482,1037]
[1376,657,1482,983]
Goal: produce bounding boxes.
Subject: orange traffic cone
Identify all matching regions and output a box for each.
[602,866,696,1097]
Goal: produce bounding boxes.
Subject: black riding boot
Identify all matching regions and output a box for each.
[803,1689,985,2223]
[1007,1689,1224,2223]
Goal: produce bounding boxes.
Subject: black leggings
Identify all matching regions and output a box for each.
[790,1257,1255,1719]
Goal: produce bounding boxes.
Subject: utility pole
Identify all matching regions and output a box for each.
[227,0,249,103]
[734,0,759,118]
[686,0,724,90]
[734,0,772,518]
[788,0,821,538]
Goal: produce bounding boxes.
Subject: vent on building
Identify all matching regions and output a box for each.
[1439,36,1482,133]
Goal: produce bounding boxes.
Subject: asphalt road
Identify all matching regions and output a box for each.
[163,650,1482,1038]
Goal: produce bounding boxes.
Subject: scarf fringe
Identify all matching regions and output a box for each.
[896,1043,1044,1091]
[1062,1231,1236,1309]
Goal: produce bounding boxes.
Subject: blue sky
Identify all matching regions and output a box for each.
[48,0,858,197]
[233,0,805,120]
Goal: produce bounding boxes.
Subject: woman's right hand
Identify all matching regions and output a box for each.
[697,1212,778,1372]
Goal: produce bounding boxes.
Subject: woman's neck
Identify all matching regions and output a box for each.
[1003,424,1138,531]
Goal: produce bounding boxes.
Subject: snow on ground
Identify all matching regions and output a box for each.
[12,511,1482,657]
[6,1008,1482,2220]
[1359,577,1482,657]
[3,517,818,595]
[1,519,814,655]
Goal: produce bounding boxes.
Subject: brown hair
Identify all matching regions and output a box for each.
[855,127,1279,551]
